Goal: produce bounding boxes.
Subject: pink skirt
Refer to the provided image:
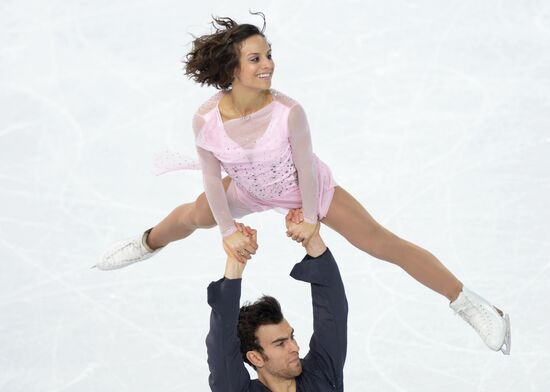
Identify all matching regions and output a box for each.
[226,155,337,220]
[153,151,337,220]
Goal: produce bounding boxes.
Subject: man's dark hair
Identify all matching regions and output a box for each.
[238,295,283,369]
[184,11,268,90]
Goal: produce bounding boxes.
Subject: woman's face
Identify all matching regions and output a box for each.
[232,34,274,91]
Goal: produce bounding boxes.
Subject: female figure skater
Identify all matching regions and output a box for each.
[97,13,510,355]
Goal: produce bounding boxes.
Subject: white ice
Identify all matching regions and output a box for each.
[1,0,549,391]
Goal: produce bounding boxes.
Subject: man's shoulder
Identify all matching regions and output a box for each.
[295,362,336,390]
[249,378,271,391]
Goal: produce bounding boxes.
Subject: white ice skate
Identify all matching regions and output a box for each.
[450,287,511,355]
[94,229,163,271]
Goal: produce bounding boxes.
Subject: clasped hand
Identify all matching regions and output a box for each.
[222,222,258,264]
[222,209,317,263]
[284,209,318,245]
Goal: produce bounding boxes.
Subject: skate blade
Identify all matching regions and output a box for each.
[500,313,511,355]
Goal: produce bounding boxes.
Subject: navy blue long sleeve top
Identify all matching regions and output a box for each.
[206,248,348,391]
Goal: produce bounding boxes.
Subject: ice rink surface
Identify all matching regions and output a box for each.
[1,0,549,390]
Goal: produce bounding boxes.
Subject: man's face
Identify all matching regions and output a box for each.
[254,319,302,379]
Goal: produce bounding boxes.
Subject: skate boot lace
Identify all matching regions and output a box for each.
[107,238,149,264]
[454,297,494,338]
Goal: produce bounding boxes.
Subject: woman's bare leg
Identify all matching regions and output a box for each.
[321,186,463,301]
[146,176,232,249]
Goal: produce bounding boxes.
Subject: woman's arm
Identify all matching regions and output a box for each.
[193,114,257,263]
[195,146,238,237]
[288,104,319,225]
[193,113,237,237]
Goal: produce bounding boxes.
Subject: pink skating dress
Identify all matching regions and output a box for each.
[193,89,337,237]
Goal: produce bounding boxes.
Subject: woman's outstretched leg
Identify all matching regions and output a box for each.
[146,176,232,249]
[320,186,511,354]
[321,186,463,301]
[96,176,232,270]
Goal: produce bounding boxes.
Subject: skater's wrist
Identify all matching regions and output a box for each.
[304,233,326,258]
[224,256,246,279]
[221,224,238,238]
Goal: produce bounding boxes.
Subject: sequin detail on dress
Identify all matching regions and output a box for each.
[158,89,335,237]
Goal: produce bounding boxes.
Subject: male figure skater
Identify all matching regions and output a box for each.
[206,209,348,391]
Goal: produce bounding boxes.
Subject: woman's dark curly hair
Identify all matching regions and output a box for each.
[184,11,267,90]
[238,295,284,369]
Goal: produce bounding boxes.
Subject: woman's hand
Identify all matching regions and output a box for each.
[223,222,258,264]
[288,208,304,224]
[285,209,317,244]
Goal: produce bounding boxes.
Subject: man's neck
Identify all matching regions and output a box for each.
[257,372,296,392]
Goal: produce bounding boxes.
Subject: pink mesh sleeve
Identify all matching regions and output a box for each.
[193,114,237,237]
[288,104,319,224]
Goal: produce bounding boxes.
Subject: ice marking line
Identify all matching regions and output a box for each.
[50,363,99,392]
[0,237,204,369]
[365,301,409,392]
[0,82,84,142]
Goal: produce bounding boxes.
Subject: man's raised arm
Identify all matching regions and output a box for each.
[286,210,348,391]
[205,227,256,391]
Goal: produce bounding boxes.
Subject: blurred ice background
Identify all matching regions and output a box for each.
[1,0,549,390]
